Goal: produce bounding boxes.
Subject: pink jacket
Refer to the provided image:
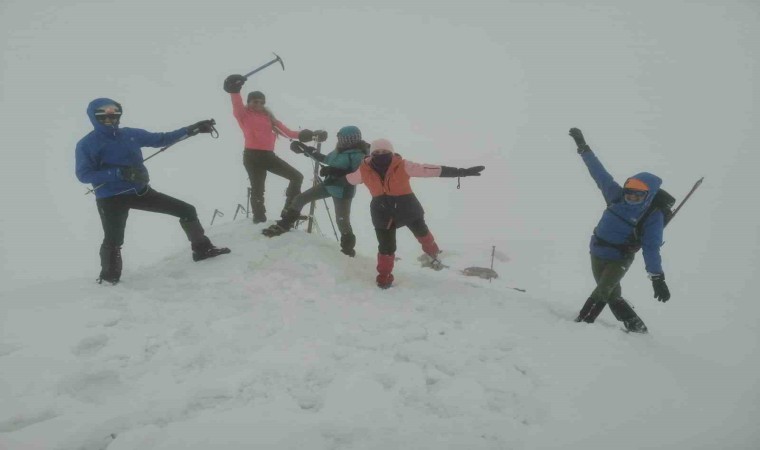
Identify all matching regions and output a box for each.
[230,93,299,151]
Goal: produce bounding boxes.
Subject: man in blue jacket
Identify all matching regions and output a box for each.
[570,128,671,333]
[76,98,230,285]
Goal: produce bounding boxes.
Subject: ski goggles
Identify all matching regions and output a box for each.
[623,189,648,203]
[94,104,122,122]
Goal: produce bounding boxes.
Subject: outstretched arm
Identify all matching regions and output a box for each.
[131,128,189,148]
[273,120,300,140]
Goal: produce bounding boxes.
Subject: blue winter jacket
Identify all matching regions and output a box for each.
[75,98,189,198]
[581,151,665,275]
[321,147,366,199]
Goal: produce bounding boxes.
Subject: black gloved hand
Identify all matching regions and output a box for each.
[187,119,216,136]
[223,74,246,94]
[650,274,671,302]
[298,129,314,142]
[313,130,328,142]
[569,128,591,154]
[320,166,351,178]
[460,166,485,177]
[290,141,306,154]
[290,141,317,156]
[439,166,485,178]
[118,167,149,184]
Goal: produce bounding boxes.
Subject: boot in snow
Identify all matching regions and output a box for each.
[251,198,267,224]
[97,244,122,285]
[340,233,356,257]
[376,273,394,289]
[417,253,447,271]
[191,237,231,262]
[609,298,648,333]
[262,209,300,237]
[416,233,445,270]
[574,297,607,323]
[181,219,230,262]
[376,253,395,288]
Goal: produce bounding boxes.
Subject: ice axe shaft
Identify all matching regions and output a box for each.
[244,53,285,78]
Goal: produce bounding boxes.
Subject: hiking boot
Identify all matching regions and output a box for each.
[417,253,446,271]
[251,198,266,224]
[98,244,122,285]
[262,209,300,237]
[191,237,230,262]
[574,297,607,323]
[622,316,649,334]
[262,223,289,237]
[609,298,648,334]
[340,233,356,257]
[192,246,231,262]
[376,273,394,289]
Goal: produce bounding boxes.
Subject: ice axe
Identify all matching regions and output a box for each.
[243,53,285,78]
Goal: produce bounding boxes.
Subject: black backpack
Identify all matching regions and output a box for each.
[633,188,675,242]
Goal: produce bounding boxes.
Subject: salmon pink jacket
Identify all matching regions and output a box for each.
[230,93,299,150]
[346,155,442,197]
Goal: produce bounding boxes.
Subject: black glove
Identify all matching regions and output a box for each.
[650,274,671,302]
[187,119,216,136]
[298,129,314,142]
[320,166,352,178]
[223,74,246,94]
[118,167,149,184]
[569,128,591,154]
[290,141,305,154]
[313,130,328,142]
[440,166,485,177]
[290,141,317,156]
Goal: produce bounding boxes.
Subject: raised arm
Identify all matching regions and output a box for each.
[570,128,622,204]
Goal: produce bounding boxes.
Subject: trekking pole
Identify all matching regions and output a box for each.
[84,123,218,195]
[233,204,247,220]
[306,140,322,234]
[489,246,496,283]
[246,187,251,217]
[668,177,704,225]
[211,209,224,226]
[243,53,285,78]
[320,197,340,242]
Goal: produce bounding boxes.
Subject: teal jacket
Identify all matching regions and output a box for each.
[321,146,366,198]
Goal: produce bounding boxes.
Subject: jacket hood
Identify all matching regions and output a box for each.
[87,98,122,134]
[626,172,662,208]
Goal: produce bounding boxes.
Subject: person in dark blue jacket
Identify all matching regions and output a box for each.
[75,98,230,285]
[569,128,671,333]
[261,126,368,257]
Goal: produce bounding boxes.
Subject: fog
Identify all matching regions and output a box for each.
[2,0,759,403]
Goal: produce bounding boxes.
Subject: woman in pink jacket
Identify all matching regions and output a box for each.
[223,74,315,223]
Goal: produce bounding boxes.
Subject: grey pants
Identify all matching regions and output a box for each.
[589,253,634,303]
[288,184,353,235]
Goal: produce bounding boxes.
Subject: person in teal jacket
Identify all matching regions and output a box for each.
[262,126,367,257]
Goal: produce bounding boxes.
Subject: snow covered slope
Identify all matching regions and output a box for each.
[1,221,757,450]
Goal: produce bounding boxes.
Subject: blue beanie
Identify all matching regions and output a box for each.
[336,125,362,149]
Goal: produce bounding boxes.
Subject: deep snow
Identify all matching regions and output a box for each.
[1,221,758,449]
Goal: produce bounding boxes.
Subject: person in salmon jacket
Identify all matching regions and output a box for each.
[322,138,484,289]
